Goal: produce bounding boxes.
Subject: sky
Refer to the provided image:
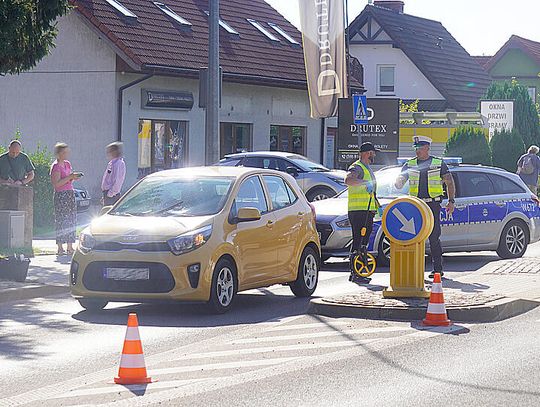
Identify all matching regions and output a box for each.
[265,0,540,56]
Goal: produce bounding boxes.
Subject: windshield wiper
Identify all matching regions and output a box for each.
[154,200,185,215]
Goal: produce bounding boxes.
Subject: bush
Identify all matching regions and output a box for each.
[484,80,540,147]
[490,129,526,172]
[445,126,492,165]
[28,145,54,228]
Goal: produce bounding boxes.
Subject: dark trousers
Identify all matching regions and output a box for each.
[103,191,121,206]
[348,210,375,253]
[427,201,443,272]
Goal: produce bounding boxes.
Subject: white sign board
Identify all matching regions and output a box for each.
[480,100,514,138]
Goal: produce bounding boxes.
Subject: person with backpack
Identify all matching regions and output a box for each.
[517,145,540,194]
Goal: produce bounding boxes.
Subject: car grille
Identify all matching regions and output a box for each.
[94,242,170,252]
[82,261,175,293]
[316,223,333,245]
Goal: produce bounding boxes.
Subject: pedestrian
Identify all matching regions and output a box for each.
[395,136,456,278]
[0,140,35,185]
[345,142,380,283]
[50,143,81,256]
[516,145,540,194]
[101,142,126,206]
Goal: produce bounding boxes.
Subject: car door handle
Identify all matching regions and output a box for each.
[495,202,506,207]
[266,220,274,228]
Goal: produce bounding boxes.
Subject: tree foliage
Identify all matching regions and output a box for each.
[0,0,70,74]
[490,129,526,172]
[484,80,540,147]
[445,126,492,166]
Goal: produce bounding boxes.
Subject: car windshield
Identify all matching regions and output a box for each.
[110,176,234,217]
[218,157,242,166]
[287,155,330,172]
[336,167,409,199]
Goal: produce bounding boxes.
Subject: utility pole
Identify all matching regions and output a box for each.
[205,0,220,164]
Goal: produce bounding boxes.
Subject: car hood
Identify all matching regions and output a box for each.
[88,214,213,240]
[313,197,393,220]
[324,169,347,180]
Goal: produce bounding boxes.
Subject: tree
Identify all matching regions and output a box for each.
[0,0,70,74]
[445,126,492,165]
[490,129,525,172]
[484,80,540,147]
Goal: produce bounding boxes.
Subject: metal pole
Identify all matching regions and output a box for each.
[205,0,220,164]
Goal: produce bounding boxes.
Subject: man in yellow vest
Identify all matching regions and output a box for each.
[345,142,380,282]
[395,136,456,278]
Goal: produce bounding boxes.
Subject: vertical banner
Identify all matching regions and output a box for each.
[299,0,348,118]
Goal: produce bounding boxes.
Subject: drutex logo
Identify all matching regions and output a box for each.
[314,0,341,97]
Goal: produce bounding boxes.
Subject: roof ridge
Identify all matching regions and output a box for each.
[368,4,444,26]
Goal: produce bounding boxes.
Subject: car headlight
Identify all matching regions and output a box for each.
[335,218,351,228]
[79,230,96,253]
[329,177,346,186]
[167,225,212,256]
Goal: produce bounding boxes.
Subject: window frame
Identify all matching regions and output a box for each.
[204,11,239,36]
[220,122,253,157]
[230,175,270,221]
[105,0,137,20]
[154,2,192,27]
[377,65,396,95]
[456,171,496,198]
[247,19,280,42]
[487,173,527,195]
[268,22,300,45]
[527,86,537,103]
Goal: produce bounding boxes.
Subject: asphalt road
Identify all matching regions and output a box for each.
[1,245,540,406]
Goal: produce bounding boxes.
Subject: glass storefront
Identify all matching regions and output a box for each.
[220,123,252,156]
[138,119,188,178]
[269,125,306,155]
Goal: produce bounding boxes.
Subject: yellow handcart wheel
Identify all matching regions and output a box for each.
[353,253,377,277]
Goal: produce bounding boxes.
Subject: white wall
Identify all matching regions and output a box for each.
[0,12,117,198]
[350,43,445,100]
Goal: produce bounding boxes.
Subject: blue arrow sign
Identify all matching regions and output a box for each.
[353,94,368,125]
[385,201,424,242]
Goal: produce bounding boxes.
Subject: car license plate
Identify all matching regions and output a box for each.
[104,268,150,281]
[79,200,90,207]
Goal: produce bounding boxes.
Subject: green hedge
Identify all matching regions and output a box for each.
[490,129,526,172]
[445,126,492,165]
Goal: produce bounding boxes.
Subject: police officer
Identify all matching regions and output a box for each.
[395,136,456,278]
[345,142,380,282]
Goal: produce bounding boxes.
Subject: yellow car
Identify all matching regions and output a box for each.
[71,166,321,313]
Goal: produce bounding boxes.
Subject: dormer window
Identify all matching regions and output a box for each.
[154,2,192,27]
[268,23,299,45]
[105,0,137,21]
[247,19,280,42]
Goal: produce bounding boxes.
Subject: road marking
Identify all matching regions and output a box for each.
[231,326,413,344]
[150,357,299,375]
[266,321,350,331]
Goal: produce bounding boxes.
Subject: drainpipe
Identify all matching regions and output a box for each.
[117,73,153,141]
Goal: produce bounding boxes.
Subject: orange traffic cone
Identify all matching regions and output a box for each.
[422,273,452,326]
[114,313,153,384]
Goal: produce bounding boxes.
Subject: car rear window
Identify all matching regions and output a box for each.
[487,174,526,195]
[219,158,243,166]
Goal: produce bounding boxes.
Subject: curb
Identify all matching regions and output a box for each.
[309,297,540,323]
[0,284,70,304]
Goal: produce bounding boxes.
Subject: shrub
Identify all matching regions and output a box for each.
[445,126,492,165]
[490,129,526,172]
[28,144,54,228]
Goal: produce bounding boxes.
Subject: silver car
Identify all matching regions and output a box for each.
[313,164,540,264]
[218,151,346,201]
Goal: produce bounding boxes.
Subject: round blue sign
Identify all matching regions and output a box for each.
[384,201,424,242]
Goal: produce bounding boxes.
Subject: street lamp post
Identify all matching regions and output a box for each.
[205,0,220,165]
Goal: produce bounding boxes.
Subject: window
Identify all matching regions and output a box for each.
[105,0,137,20]
[154,2,192,27]
[458,172,495,197]
[487,174,526,195]
[138,119,188,178]
[270,125,306,154]
[377,65,395,94]
[247,19,280,42]
[527,87,537,103]
[204,11,239,35]
[234,177,268,214]
[263,176,294,210]
[220,123,252,156]
[268,23,299,45]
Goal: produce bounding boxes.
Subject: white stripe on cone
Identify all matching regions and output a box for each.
[119,353,146,369]
[125,327,141,341]
[426,303,447,314]
[431,283,443,294]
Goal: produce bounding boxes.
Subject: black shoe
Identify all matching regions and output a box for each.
[428,271,444,279]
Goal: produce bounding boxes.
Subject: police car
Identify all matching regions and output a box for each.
[313,160,540,265]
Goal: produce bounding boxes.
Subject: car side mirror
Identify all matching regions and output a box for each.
[99,205,113,216]
[286,166,299,177]
[237,207,262,222]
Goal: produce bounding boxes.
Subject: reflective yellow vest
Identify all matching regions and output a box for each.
[407,157,444,198]
[348,161,376,211]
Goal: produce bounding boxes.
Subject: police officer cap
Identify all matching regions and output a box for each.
[413,136,432,147]
[359,142,380,153]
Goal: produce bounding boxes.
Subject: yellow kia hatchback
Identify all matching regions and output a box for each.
[71,167,321,313]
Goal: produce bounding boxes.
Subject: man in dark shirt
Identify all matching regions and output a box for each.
[395,136,456,278]
[0,140,35,185]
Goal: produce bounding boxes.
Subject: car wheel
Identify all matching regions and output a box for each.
[78,299,108,311]
[377,234,391,266]
[290,246,320,297]
[208,258,237,314]
[306,187,336,202]
[497,220,529,259]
